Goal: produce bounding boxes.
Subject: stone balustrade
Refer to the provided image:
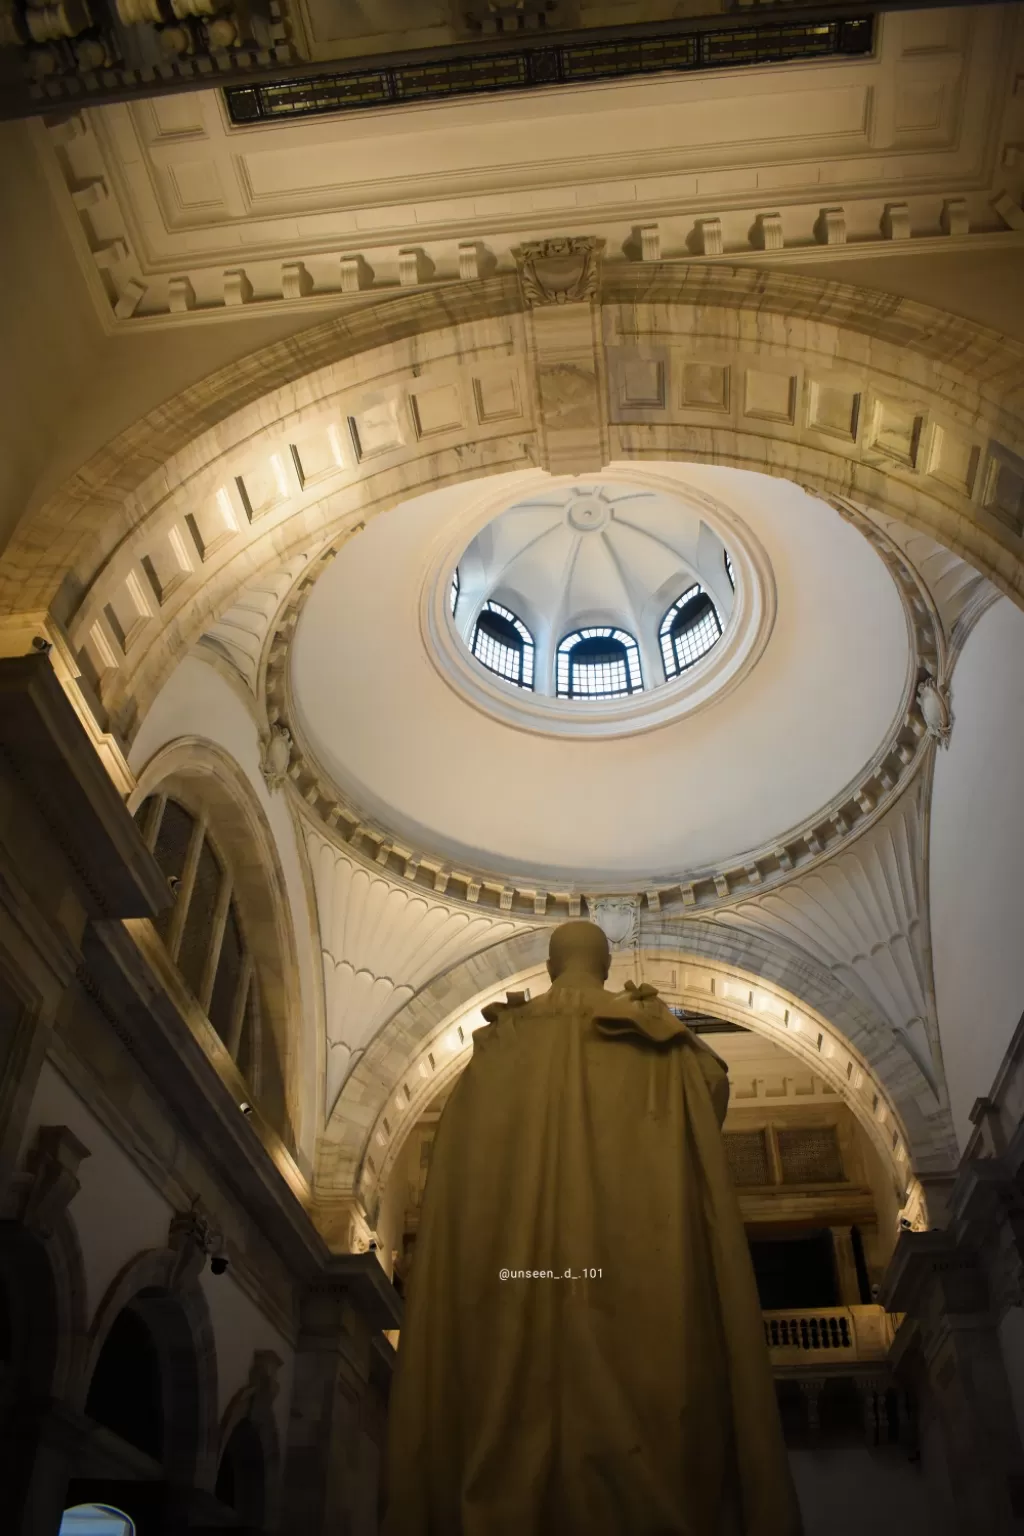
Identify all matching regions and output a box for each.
[764,1304,900,1368]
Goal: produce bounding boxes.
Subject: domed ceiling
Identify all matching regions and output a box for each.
[289,463,910,887]
[452,482,735,699]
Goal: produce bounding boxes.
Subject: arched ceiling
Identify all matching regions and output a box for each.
[289,461,909,886]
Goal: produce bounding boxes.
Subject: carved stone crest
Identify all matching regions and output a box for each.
[586,896,640,951]
[916,670,952,748]
[168,1198,222,1291]
[259,722,292,792]
[515,236,605,307]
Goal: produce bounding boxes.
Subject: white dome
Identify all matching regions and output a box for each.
[453,482,735,698]
[289,463,910,886]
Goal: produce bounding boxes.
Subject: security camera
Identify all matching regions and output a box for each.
[239,1101,254,1117]
[210,1255,230,1276]
[899,1216,913,1231]
[31,636,52,655]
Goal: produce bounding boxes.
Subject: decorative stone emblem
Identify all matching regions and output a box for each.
[917,670,952,748]
[260,723,293,791]
[168,1198,223,1291]
[587,896,640,950]
[515,236,605,307]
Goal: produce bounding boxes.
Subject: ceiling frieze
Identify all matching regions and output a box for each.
[32,5,1024,330]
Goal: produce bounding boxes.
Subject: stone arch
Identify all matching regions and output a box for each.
[214,1352,282,1531]
[0,1208,87,1408]
[323,919,955,1234]
[1,267,1021,754]
[76,1248,219,1491]
[128,737,308,1158]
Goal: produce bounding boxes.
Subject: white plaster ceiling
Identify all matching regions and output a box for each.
[289,462,909,886]
[41,5,1024,328]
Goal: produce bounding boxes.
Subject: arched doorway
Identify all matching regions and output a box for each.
[216,1417,267,1528]
[83,1302,164,1463]
[66,1276,214,1533]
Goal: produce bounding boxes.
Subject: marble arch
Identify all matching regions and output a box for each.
[75,1245,220,1490]
[1,264,1021,758]
[323,921,954,1237]
[127,737,313,1164]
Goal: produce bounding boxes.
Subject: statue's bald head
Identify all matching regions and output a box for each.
[547,921,611,984]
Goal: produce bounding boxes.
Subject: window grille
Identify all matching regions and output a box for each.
[724,550,735,589]
[556,627,642,699]
[777,1126,845,1184]
[723,1130,771,1187]
[236,976,260,1086]
[450,568,460,616]
[147,796,195,941]
[178,838,223,997]
[659,586,722,679]
[208,900,244,1046]
[133,794,270,1116]
[471,601,534,688]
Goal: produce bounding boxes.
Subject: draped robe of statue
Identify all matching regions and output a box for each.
[383,922,802,1536]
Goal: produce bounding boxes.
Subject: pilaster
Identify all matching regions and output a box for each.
[279,1256,401,1536]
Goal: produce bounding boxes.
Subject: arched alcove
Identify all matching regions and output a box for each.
[330,929,937,1240]
[77,1250,218,1492]
[127,739,305,1159]
[216,1417,267,1527]
[84,1303,164,1463]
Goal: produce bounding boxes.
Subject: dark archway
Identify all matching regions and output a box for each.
[216,1416,267,1527]
[84,1304,164,1462]
[0,1223,60,1408]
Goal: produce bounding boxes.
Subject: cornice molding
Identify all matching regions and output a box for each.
[30,5,1024,331]
[260,491,946,922]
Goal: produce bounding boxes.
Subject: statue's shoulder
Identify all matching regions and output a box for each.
[480,990,533,1025]
[594,979,691,1044]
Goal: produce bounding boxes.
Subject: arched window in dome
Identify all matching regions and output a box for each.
[556,627,643,700]
[471,600,534,689]
[450,568,460,616]
[660,586,723,678]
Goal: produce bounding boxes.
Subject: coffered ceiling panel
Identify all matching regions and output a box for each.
[38,5,1024,327]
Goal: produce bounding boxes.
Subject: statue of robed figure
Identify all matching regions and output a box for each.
[383,921,802,1536]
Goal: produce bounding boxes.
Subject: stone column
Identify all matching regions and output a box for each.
[830,1224,861,1305]
[279,1256,401,1536]
[885,1228,1024,1534]
[797,1376,824,1438]
[4,1398,88,1536]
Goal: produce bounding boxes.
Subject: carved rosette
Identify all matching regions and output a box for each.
[514,236,605,307]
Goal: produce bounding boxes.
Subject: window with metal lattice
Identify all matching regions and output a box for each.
[556,627,642,699]
[136,795,258,1070]
[471,600,534,689]
[659,585,723,679]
